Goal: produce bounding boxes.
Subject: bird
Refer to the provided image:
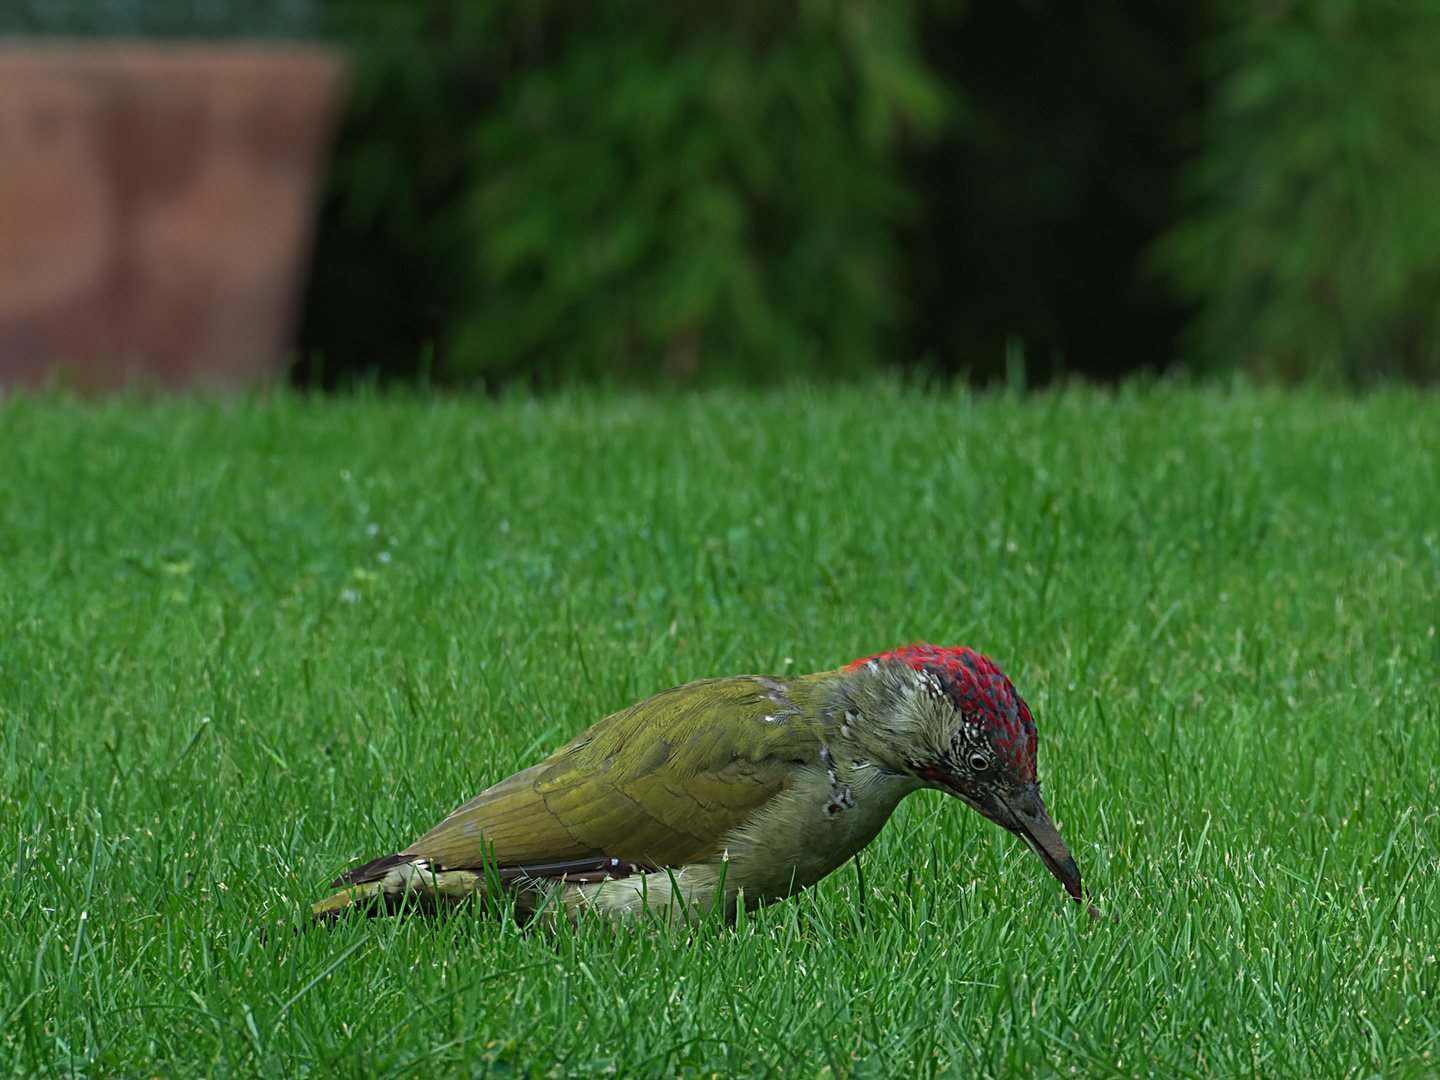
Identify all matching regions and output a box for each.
[312,643,1083,925]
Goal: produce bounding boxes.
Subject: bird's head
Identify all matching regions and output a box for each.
[841,644,1083,903]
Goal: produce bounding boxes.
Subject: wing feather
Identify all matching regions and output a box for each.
[400,676,820,873]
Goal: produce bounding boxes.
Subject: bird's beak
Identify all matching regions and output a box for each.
[1000,787,1083,903]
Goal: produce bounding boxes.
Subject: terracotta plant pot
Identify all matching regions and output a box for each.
[0,42,347,391]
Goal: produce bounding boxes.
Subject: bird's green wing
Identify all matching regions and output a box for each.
[402,675,822,872]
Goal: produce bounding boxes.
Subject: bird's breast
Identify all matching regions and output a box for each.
[714,752,918,904]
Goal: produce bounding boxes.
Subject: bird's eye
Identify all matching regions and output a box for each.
[968,751,990,772]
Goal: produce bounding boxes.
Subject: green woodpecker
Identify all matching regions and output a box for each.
[313,644,1083,923]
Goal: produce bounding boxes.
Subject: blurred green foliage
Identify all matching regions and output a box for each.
[15,0,1440,385]
[305,0,944,387]
[1157,0,1440,384]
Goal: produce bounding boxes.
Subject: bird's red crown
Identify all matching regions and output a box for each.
[846,644,1038,781]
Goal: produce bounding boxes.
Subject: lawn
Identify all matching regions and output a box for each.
[0,382,1437,1078]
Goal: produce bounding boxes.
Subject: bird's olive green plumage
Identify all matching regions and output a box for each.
[313,645,1083,924]
[408,675,828,872]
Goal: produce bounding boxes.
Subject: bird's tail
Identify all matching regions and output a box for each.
[310,883,380,919]
[310,852,414,920]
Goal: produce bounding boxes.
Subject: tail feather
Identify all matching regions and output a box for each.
[333,852,412,888]
[312,850,411,919]
[311,881,381,919]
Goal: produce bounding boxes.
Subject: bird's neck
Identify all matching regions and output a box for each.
[788,663,937,776]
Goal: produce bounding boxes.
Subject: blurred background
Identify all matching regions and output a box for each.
[3,0,1439,389]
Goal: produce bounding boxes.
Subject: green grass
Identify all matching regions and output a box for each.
[1,382,1437,1079]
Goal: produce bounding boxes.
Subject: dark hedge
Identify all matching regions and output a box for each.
[11,0,1440,386]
